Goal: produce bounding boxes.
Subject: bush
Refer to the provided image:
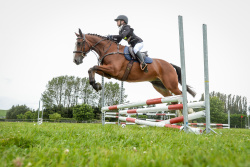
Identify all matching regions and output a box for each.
[73,104,94,122]
[49,113,62,122]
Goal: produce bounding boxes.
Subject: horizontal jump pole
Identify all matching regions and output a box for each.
[105,112,176,116]
[119,111,205,125]
[119,116,203,134]
[105,115,119,118]
[106,112,119,115]
[189,123,229,127]
[163,110,205,124]
[213,127,230,129]
[105,122,135,125]
[119,101,205,114]
[102,95,183,112]
[139,119,165,122]
[131,113,176,116]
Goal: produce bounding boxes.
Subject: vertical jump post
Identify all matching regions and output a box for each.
[118,81,124,125]
[101,76,105,125]
[203,24,217,134]
[203,24,210,133]
[178,15,189,132]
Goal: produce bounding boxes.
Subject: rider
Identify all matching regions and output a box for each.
[107,15,148,72]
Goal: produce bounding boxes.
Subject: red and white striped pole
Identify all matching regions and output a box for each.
[118,101,205,115]
[119,115,203,134]
[101,95,182,112]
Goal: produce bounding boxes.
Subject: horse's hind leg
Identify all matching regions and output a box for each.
[150,79,172,97]
[160,73,182,96]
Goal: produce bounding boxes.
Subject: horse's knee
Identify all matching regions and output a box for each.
[88,68,93,74]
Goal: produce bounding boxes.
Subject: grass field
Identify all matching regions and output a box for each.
[0,110,7,117]
[0,122,249,167]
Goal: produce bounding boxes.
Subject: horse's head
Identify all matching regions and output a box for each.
[73,29,91,65]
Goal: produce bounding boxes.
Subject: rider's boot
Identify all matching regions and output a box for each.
[135,51,148,73]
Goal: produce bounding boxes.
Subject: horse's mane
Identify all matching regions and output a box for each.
[87,33,118,44]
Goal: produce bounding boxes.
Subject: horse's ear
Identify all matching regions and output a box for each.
[79,28,83,38]
[75,32,80,37]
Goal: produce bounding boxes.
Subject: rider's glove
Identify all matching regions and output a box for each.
[107,35,113,40]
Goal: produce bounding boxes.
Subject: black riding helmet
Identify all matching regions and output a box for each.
[114,15,128,24]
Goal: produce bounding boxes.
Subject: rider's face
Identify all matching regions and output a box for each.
[116,20,124,27]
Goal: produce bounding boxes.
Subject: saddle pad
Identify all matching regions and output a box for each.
[124,46,153,64]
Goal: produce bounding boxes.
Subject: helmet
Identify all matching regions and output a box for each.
[114,15,128,24]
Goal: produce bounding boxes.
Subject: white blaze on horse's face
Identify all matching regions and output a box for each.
[73,44,77,60]
[73,41,84,65]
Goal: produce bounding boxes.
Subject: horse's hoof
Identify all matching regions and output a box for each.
[93,83,102,92]
[96,82,102,90]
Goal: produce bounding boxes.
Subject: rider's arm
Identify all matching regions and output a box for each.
[112,26,131,43]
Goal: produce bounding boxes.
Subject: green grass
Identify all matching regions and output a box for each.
[0,122,249,167]
[0,110,7,117]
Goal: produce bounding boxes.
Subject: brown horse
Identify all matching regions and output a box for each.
[73,29,196,98]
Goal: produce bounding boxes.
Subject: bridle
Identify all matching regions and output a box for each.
[73,31,124,65]
[73,33,91,57]
[73,33,106,58]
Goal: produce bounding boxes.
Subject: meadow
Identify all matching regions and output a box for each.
[0,110,7,117]
[0,122,249,167]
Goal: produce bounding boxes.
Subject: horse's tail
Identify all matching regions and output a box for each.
[171,63,196,97]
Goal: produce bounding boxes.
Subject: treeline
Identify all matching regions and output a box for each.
[200,91,248,115]
[197,92,248,128]
[6,76,127,121]
[41,75,127,108]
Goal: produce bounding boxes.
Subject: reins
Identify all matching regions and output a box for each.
[74,33,125,65]
[99,43,124,65]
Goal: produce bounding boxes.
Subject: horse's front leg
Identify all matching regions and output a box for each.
[88,66,102,92]
[88,65,116,91]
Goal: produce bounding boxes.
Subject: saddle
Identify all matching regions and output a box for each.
[121,46,153,81]
[128,47,148,60]
[124,46,153,64]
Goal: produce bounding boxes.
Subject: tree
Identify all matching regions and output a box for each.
[101,81,127,107]
[210,96,226,123]
[41,76,128,118]
[6,105,31,119]
[80,77,99,106]
[49,113,62,122]
[41,76,100,109]
[73,104,94,122]
[24,111,34,119]
[16,114,25,119]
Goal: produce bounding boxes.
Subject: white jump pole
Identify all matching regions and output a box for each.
[101,76,105,126]
[178,15,189,132]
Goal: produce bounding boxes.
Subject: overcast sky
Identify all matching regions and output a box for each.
[1,0,250,110]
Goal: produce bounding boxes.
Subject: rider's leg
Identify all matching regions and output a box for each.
[133,42,148,72]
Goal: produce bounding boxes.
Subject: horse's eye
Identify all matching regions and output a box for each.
[77,42,81,46]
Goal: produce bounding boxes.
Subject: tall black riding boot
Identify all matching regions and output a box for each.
[135,51,148,73]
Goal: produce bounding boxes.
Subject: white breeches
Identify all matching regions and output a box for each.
[133,42,144,54]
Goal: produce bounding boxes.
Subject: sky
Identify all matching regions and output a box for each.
[0,0,250,111]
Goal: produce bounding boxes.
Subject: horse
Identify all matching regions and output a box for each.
[73,29,196,98]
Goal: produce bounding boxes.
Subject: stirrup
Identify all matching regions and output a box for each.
[140,63,148,71]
